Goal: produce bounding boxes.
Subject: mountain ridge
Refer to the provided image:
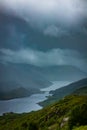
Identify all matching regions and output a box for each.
[40,78,87,106]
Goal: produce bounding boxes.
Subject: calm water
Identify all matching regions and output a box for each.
[0,92,49,115]
[0,81,71,115]
[40,81,71,92]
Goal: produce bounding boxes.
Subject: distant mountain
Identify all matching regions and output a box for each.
[38,65,87,81]
[0,78,42,100]
[0,11,87,102]
[0,63,86,90]
[0,87,40,100]
[0,63,87,100]
[0,63,52,90]
[0,81,21,92]
[40,78,87,106]
[0,11,87,94]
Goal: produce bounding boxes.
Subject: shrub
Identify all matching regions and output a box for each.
[68,103,87,130]
[28,121,39,130]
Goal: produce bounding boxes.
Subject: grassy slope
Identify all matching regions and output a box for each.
[73,126,87,130]
[40,79,87,107]
[0,95,87,130]
[73,86,87,95]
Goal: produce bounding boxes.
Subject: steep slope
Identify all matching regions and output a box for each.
[73,126,87,130]
[0,95,87,130]
[73,86,87,95]
[40,78,87,106]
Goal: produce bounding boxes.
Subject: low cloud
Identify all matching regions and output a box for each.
[0,0,87,29]
[43,25,69,37]
[0,48,87,72]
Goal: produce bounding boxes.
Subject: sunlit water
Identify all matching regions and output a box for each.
[0,81,71,115]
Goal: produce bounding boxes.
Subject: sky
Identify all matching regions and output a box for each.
[0,0,87,85]
[0,0,87,27]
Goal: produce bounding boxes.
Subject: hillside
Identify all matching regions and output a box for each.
[0,63,52,90]
[73,86,87,95]
[0,81,23,92]
[40,78,87,106]
[0,95,87,130]
[0,87,40,100]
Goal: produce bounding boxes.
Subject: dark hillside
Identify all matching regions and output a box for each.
[0,95,87,130]
[40,78,87,106]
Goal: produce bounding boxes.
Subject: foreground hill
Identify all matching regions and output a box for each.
[0,95,87,130]
[73,86,87,95]
[40,78,87,106]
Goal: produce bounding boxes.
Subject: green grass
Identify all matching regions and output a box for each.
[73,126,87,130]
[0,95,87,130]
[73,86,87,95]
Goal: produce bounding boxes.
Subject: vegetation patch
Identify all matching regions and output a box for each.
[0,95,87,130]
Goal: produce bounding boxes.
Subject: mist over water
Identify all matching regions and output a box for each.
[0,92,49,115]
[40,81,71,92]
[0,0,87,117]
[0,81,71,115]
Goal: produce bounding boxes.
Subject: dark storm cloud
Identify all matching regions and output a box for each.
[0,0,87,50]
[0,48,87,73]
[43,25,69,37]
[0,0,87,34]
[0,11,87,52]
[0,0,87,74]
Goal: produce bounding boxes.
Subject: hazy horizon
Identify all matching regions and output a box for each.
[0,0,87,91]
